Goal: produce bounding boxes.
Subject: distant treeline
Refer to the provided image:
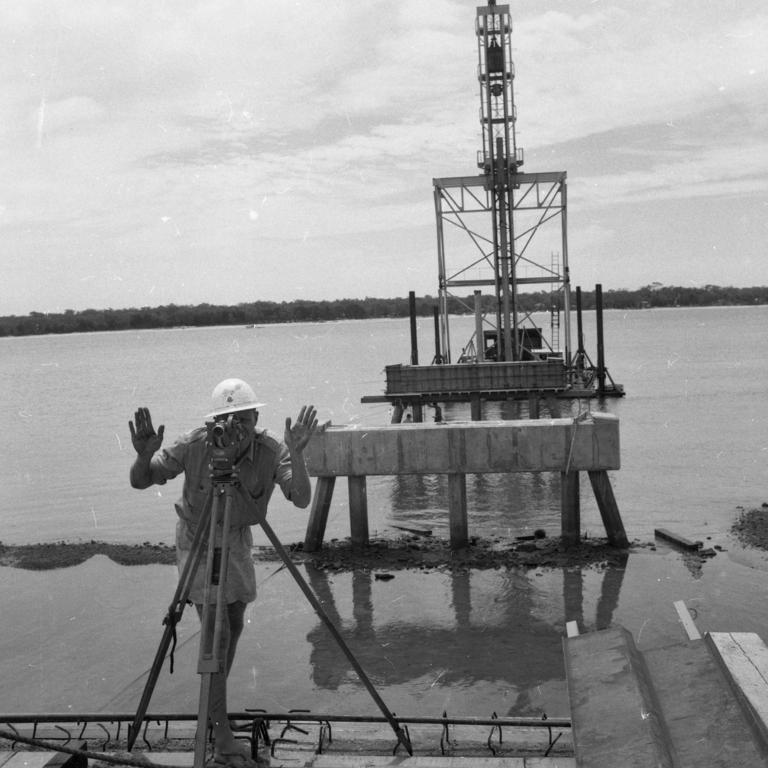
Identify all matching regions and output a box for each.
[2,284,767,337]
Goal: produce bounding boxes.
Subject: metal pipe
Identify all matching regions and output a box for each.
[433,188,451,363]
[0,712,571,730]
[560,177,571,366]
[497,137,514,362]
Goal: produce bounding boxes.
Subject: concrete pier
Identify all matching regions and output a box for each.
[303,414,625,551]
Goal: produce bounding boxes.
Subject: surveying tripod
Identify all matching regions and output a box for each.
[127,435,412,766]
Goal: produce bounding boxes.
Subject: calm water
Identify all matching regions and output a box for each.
[1,307,768,718]
[2,307,767,545]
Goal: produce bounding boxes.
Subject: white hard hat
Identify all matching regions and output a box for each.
[206,378,265,418]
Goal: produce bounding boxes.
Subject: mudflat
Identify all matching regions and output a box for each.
[3,503,765,571]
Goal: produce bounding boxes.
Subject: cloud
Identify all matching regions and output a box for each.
[514,5,768,146]
[1,0,768,314]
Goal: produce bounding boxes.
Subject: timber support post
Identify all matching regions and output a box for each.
[448,473,469,548]
[588,469,629,547]
[561,470,580,546]
[470,393,483,421]
[347,476,369,546]
[304,477,336,551]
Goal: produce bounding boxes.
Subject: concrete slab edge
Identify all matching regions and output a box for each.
[563,626,677,768]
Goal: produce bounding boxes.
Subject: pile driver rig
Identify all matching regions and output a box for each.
[434,0,571,366]
[363,1,622,420]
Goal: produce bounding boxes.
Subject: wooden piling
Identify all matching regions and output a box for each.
[595,283,606,396]
[348,476,369,547]
[561,470,580,546]
[304,476,336,551]
[409,291,418,366]
[576,286,585,364]
[474,290,484,362]
[588,469,628,547]
[448,473,468,548]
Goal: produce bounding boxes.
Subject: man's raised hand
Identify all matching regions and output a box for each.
[129,407,165,457]
[284,404,325,454]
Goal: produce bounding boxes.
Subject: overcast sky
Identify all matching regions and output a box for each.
[2,1,766,315]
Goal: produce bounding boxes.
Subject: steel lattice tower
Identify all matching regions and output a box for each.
[434,1,572,366]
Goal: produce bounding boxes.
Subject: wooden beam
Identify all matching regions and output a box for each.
[655,529,702,551]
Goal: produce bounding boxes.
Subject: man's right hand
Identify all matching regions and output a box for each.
[129,407,165,457]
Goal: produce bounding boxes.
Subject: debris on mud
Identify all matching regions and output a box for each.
[259,533,638,573]
[0,534,636,572]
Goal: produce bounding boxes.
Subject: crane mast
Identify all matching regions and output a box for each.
[477,2,522,361]
[434,2,571,368]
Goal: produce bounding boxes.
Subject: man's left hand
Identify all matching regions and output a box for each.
[285,404,324,453]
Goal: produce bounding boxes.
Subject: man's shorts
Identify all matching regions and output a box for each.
[175,518,257,604]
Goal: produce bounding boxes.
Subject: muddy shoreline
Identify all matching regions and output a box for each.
[0,540,178,570]
[3,504,766,571]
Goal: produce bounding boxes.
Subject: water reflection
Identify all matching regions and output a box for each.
[301,555,627,714]
[388,472,563,537]
[562,554,628,633]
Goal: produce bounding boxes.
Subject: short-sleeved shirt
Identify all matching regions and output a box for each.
[148,426,293,604]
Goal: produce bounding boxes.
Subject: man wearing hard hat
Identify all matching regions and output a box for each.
[129,379,322,768]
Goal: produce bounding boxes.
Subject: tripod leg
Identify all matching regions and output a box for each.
[194,485,235,768]
[127,501,212,751]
